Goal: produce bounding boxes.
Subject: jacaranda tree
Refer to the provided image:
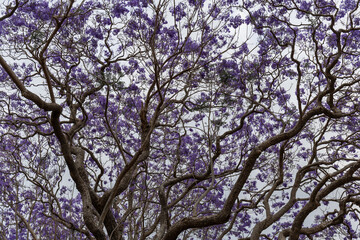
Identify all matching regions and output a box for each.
[1,0,360,239]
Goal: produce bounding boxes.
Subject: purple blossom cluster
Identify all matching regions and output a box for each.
[0,0,360,239]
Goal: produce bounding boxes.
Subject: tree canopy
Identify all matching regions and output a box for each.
[1,0,360,239]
